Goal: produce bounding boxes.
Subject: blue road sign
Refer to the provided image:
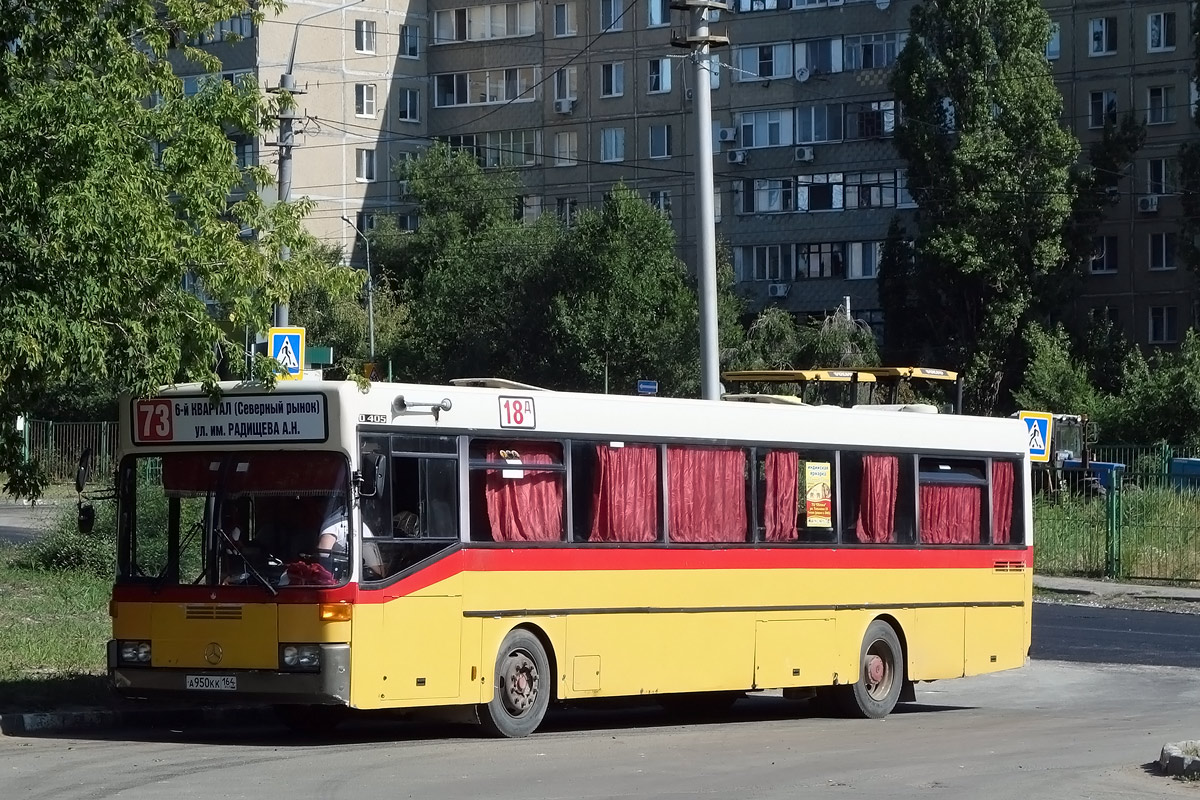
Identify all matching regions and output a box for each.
[637,380,658,396]
[269,326,305,380]
[1017,411,1054,463]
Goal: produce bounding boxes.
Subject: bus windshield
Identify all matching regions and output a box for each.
[117,451,353,589]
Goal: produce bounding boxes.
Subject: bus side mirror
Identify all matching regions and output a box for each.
[77,502,95,534]
[359,453,386,497]
[75,448,93,495]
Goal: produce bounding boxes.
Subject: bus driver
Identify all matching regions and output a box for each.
[316,497,384,579]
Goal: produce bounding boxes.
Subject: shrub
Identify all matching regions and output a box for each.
[15,500,117,578]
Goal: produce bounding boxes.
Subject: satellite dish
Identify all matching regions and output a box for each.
[876,0,890,8]
[794,66,811,83]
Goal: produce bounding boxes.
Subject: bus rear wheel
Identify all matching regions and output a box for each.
[479,629,551,738]
[838,620,903,719]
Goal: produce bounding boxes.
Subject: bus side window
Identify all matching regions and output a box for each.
[666,445,748,543]
[991,459,1021,545]
[468,440,566,543]
[578,441,660,543]
[757,449,837,544]
[840,451,915,545]
[917,457,987,545]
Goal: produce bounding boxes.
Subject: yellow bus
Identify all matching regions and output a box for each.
[99,377,1032,737]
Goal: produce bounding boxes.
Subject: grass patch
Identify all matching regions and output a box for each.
[0,544,115,712]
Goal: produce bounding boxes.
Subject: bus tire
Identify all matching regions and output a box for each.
[478,629,551,738]
[839,619,903,719]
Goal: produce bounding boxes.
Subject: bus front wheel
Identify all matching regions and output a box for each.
[479,629,551,738]
[839,620,903,719]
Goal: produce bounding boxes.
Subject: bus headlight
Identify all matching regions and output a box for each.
[118,640,151,665]
[280,644,321,672]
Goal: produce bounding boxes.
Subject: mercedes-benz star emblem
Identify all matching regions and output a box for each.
[204,642,223,665]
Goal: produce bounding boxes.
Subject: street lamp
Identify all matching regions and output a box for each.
[341,215,376,360]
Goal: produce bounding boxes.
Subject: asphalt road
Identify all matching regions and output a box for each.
[1032,602,1200,668]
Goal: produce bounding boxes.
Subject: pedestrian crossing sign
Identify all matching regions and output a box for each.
[1018,410,1054,463]
[269,326,305,381]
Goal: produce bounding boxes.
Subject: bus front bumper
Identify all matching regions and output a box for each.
[107,642,350,705]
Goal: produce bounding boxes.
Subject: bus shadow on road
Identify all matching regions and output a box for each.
[12,694,975,747]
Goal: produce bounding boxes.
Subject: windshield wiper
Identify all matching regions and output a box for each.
[215,525,278,596]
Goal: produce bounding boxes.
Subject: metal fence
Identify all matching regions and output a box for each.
[23,419,119,485]
[1035,443,1200,583]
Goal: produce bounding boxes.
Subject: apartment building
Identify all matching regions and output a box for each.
[180,0,1196,347]
[1047,0,1196,348]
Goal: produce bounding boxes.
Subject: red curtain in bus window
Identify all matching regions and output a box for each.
[991,461,1015,545]
[589,444,659,543]
[162,454,222,497]
[764,450,799,542]
[485,443,564,542]
[667,446,747,543]
[855,454,898,544]
[919,484,982,544]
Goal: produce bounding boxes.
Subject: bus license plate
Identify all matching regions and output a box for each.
[186,675,237,691]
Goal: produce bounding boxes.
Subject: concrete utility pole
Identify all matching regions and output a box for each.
[672,2,728,401]
[270,0,365,328]
[341,215,376,360]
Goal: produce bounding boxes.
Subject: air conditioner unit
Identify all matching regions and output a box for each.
[726,149,747,165]
[718,127,737,142]
[795,146,815,162]
[768,283,790,298]
[554,98,574,114]
[1138,195,1160,213]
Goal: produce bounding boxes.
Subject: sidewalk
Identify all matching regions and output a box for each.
[1034,574,1200,602]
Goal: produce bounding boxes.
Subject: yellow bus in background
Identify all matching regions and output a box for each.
[104,378,1032,737]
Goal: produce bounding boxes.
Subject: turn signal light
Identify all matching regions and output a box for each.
[319,602,352,622]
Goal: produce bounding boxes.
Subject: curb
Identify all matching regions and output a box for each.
[0,705,261,736]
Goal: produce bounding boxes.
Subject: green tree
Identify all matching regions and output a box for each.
[1106,331,1200,446]
[890,0,1080,414]
[0,1,355,498]
[1010,323,1105,418]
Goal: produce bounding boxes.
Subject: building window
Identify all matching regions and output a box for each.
[398,88,420,122]
[554,131,578,166]
[514,195,542,223]
[735,43,791,81]
[843,32,906,71]
[442,133,481,163]
[738,109,790,148]
[649,124,672,159]
[554,66,578,100]
[356,148,376,182]
[485,129,539,168]
[845,100,895,139]
[231,136,255,170]
[737,0,778,11]
[1149,306,1178,344]
[1089,90,1117,128]
[737,178,795,214]
[744,244,789,281]
[1089,17,1117,56]
[797,173,844,212]
[1149,232,1177,271]
[400,24,420,57]
[648,0,669,27]
[1091,306,1119,327]
[897,170,916,207]
[648,58,672,93]
[795,37,841,74]
[1147,86,1176,125]
[848,242,882,279]
[648,190,671,217]
[354,19,376,53]
[191,12,254,45]
[600,127,625,162]
[796,103,843,144]
[556,197,578,226]
[1148,12,1176,53]
[600,0,623,31]
[601,62,624,97]
[432,2,536,43]
[1149,157,1175,195]
[1046,22,1061,60]
[796,242,845,279]
[1090,235,1117,274]
[554,2,577,36]
[844,171,896,209]
[434,67,538,107]
[355,84,376,117]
